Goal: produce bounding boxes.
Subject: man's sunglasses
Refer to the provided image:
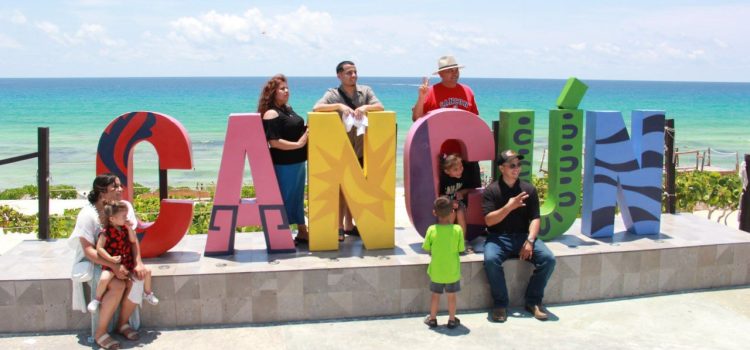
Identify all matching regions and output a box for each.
[505,162,522,169]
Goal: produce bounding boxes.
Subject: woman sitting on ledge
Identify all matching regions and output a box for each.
[68,174,146,349]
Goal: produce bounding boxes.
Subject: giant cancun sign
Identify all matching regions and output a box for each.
[96,78,666,257]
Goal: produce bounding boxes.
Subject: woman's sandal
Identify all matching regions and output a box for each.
[118,324,139,341]
[96,334,120,350]
[338,229,345,242]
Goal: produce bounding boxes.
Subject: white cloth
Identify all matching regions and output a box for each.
[343,113,368,136]
[68,201,139,312]
[741,161,748,191]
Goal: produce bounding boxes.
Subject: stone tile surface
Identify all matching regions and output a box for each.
[1,214,749,332]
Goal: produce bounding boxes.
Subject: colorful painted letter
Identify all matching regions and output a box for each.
[404,108,495,239]
[96,111,194,258]
[307,111,397,251]
[498,110,535,182]
[581,110,665,237]
[204,113,295,256]
[538,109,584,240]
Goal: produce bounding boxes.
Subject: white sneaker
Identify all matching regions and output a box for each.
[87,299,100,313]
[144,292,159,305]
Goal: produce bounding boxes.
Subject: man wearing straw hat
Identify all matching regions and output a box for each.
[412,55,482,189]
[411,55,479,121]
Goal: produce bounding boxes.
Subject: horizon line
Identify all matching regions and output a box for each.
[0,75,748,84]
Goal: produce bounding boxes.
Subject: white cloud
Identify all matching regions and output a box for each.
[35,21,121,47]
[166,6,333,61]
[170,17,220,43]
[0,33,21,49]
[76,24,119,46]
[36,21,68,45]
[569,42,586,51]
[594,43,621,55]
[427,26,500,51]
[11,10,27,24]
[713,38,729,49]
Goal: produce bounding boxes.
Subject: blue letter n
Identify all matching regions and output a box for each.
[582,110,665,237]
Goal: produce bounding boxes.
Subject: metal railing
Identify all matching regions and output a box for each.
[0,127,50,239]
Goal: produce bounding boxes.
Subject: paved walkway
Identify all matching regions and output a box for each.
[1,287,748,349]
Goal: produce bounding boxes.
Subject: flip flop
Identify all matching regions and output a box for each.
[96,334,120,350]
[118,324,139,341]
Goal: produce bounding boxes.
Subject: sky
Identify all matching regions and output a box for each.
[1,0,749,82]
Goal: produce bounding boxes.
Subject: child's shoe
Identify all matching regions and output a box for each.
[144,292,159,305]
[423,315,437,328]
[87,299,100,313]
[447,317,461,329]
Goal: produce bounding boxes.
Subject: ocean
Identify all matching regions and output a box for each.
[1,77,749,190]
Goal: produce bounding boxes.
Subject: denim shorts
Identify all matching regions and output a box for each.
[430,281,461,294]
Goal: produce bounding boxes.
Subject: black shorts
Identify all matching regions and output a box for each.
[430,281,461,294]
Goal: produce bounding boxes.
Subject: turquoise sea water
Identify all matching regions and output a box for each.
[1,77,749,190]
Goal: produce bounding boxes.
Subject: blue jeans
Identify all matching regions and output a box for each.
[483,233,556,307]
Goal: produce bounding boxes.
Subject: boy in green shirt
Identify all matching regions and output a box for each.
[422,196,465,329]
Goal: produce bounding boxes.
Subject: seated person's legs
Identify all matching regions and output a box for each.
[95,277,126,339]
[88,270,114,312]
[525,240,556,306]
[142,268,159,305]
[483,235,512,307]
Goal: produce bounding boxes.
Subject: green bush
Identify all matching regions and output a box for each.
[673,171,742,216]
[0,205,38,233]
[0,184,78,199]
[0,185,38,200]
[50,208,82,238]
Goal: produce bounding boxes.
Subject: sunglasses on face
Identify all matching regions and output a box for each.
[505,162,522,169]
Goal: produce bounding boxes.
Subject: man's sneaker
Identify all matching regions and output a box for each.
[87,299,100,313]
[491,307,507,322]
[144,292,159,306]
[524,304,549,320]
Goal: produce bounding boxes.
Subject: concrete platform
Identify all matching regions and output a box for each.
[1,287,748,350]
[0,213,749,333]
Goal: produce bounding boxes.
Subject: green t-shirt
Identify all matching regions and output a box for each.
[422,224,465,284]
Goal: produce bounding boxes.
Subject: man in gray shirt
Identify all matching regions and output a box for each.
[313,60,384,241]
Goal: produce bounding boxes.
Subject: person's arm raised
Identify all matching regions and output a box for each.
[412,77,429,121]
[484,191,529,227]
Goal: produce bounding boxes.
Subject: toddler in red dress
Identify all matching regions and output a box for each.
[87,201,158,312]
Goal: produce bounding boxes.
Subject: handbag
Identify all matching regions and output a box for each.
[71,260,93,282]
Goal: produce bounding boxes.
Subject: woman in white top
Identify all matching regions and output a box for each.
[69,174,145,349]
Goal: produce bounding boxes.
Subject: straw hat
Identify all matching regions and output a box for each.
[433,55,465,75]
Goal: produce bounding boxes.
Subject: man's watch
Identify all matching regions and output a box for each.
[526,237,536,244]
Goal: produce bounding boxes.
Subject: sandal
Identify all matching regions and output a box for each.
[423,315,437,328]
[96,334,120,350]
[349,226,360,236]
[118,324,139,341]
[294,236,309,246]
[338,229,345,242]
[447,317,461,329]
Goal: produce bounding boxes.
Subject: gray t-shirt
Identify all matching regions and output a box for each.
[316,84,381,158]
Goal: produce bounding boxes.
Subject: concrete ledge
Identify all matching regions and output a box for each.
[0,213,749,332]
